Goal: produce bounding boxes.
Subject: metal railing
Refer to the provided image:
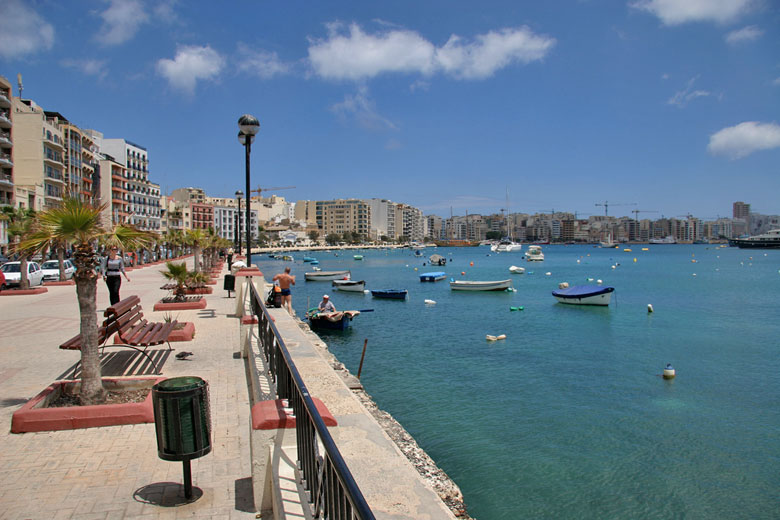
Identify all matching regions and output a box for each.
[249,282,375,520]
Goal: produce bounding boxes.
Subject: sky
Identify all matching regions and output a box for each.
[1,0,779,220]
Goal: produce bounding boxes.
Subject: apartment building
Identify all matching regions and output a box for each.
[98,154,130,227]
[213,205,259,243]
[102,139,161,231]
[60,120,97,201]
[191,201,213,230]
[0,75,13,212]
[367,198,397,240]
[172,187,205,204]
[319,199,372,239]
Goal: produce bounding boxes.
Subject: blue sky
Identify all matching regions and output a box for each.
[1,0,779,219]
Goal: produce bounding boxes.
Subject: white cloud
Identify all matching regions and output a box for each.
[330,85,397,131]
[708,121,780,159]
[667,76,711,107]
[156,45,224,94]
[773,78,780,86]
[95,0,149,46]
[631,0,755,26]
[236,44,291,79]
[308,22,555,81]
[0,0,54,60]
[725,25,763,44]
[61,59,109,80]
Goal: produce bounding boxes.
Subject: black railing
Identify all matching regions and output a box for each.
[249,283,375,520]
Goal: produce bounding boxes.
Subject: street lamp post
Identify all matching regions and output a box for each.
[238,114,260,264]
[235,190,243,255]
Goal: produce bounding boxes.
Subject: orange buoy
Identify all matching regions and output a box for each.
[470,261,474,266]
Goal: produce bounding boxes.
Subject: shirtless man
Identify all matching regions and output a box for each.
[272,266,296,314]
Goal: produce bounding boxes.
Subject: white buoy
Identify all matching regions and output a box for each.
[486,335,497,342]
[647,304,654,313]
[663,363,676,379]
[597,279,603,284]
[559,282,569,289]
[364,290,370,294]
[545,272,552,276]
[424,299,436,305]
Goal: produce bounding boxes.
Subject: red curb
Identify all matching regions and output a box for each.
[235,270,263,277]
[11,377,165,433]
[185,287,213,295]
[0,287,49,296]
[153,299,207,311]
[251,398,337,430]
[44,280,76,286]
[167,322,195,342]
[241,315,258,325]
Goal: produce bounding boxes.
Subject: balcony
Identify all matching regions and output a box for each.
[0,152,12,168]
[0,131,11,148]
[0,111,11,128]
[0,173,12,186]
[43,154,63,166]
[0,91,10,108]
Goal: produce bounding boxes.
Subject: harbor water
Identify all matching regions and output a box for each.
[251,245,780,519]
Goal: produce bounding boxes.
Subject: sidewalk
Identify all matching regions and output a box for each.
[0,259,256,519]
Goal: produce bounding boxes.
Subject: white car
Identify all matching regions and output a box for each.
[40,259,76,281]
[0,261,45,287]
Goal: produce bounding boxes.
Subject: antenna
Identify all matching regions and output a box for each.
[17,73,23,98]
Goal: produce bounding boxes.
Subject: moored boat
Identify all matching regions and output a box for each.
[371,289,408,299]
[419,271,446,282]
[728,229,780,249]
[306,310,360,330]
[526,245,545,261]
[649,236,677,244]
[305,270,351,281]
[552,284,614,305]
[491,237,523,252]
[450,279,512,291]
[509,265,525,274]
[429,254,446,266]
[332,279,366,292]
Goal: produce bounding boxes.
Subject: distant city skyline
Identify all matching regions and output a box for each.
[2,1,778,218]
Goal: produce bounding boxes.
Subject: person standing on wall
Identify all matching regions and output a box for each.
[101,247,130,305]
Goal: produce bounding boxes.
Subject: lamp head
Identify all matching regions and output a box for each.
[238,114,260,136]
[235,190,243,199]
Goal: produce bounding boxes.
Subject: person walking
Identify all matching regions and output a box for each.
[272,266,296,314]
[101,247,130,305]
[317,294,336,313]
[227,247,234,268]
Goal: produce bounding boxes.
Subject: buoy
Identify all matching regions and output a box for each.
[461,271,466,275]
[633,258,637,263]
[611,265,616,269]
[576,259,580,263]
[424,299,436,305]
[510,306,524,311]
[597,279,603,284]
[364,290,370,294]
[647,304,654,313]
[624,248,632,252]
[587,277,594,281]
[486,335,497,341]
[641,247,649,251]
[663,363,676,379]
[545,272,552,276]
[558,282,569,289]
[469,261,474,266]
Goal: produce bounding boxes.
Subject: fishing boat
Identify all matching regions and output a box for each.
[429,254,446,266]
[305,270,351,281]
[332,279,366,292]
[371,289,408,299]
[728,229,780,249]
[509,265,525,274]
[526,245,545,261]
[306,310,360,330]
[552,285,615,306]
[450,279,512,291]
[419,271,446,282]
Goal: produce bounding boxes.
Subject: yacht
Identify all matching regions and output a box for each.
[728,229,780,249]
[649,236,677,244]
[491,237,523,253]
[526,245,544,261]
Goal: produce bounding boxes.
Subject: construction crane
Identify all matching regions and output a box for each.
[595,201,636,217]
[249,185,295,198]
[676,213,695,220]
[631,209,658,222]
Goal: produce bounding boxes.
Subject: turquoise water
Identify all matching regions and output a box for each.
[251,246,780,519]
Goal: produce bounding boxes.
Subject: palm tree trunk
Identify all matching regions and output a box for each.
[75,274,104,404]
[57,247,66,282]
[193,246,201,272]
[20,254,29,290]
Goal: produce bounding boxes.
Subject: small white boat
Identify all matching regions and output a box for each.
[332,279,366,292]
[491,237,523,253]
[552,284,614,305]
[305,270,351,281]
[526,245,544,261]
[509,265,525,274]
[450,279,512,291]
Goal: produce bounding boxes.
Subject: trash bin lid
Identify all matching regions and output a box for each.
[155,376,205,392]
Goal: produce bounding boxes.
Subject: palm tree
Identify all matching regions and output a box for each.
[184,228,206,272]
[2,207,36,289]
[161,261,189,302]
[19,197,155,405]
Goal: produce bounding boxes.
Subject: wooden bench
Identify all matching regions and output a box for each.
[59,295,176,374]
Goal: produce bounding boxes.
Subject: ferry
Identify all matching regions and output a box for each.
[728,229,780,249]
[649,236,677,244]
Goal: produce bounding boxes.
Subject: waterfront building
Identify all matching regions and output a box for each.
[425,214,443,241]
[0,75,13,252]
[102,139,161,231]
[60,120,97,201]
[172,187,206,204]
[191,201,213,230]
[212,204,258,243]
[319,199,372,240]
[97,153,130,226]
[367,198,398,241]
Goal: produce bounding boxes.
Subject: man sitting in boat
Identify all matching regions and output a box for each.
[318,294,336,312]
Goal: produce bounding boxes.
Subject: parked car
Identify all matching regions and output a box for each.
[40,259,76,281]
[0,253,9,266]
[0,261,45,287]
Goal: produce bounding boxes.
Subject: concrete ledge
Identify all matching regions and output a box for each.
[153,298,207,311]
[167,321,195,342]
[44,280,75,286]
[0,287,48,296]
[235,269,263,277]
[251,398,337,430]
[185,287,213,295]
[11,377,164,433]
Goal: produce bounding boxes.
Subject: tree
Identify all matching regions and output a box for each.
[486,231,502,240]
[2,207,36,289]
[20,197,155,405]
[161,261,189,302]
[325,233,341,246]
[380,235,389,243]
[308,230,319,243]
[184,229,206,272]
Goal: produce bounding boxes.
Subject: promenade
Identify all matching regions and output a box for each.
[0,258,256,519]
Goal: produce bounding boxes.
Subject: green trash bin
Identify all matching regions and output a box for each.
[152,377,211,461]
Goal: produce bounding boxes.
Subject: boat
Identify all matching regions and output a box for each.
[599,232,617,248]
[303,256,317,262]
[728,229,780,249]
[509,265,525,274]
[526,245,544,261]
[353,255,364,260]
[306,309,360,330]
[491,237,523,253]
[429,254,446,266]
[649,236,677,244]
[450,279,512,291]
[305,270,351,281]
[419,271,447,282]
[414,250,424,257]
[371,289,408,299]
[310,260,319,265]
[552,285,615,305]
[332,279,366,292]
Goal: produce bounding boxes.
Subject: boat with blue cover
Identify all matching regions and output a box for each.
[552,284,614,305]
[419,271,447,282]
[371,289,408,300]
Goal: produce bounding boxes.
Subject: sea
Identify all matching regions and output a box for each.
[250,245,780,520]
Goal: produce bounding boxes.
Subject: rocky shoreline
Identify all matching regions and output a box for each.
[303,325,473,519]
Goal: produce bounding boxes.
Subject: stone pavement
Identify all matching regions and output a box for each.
[0,258,257,519]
